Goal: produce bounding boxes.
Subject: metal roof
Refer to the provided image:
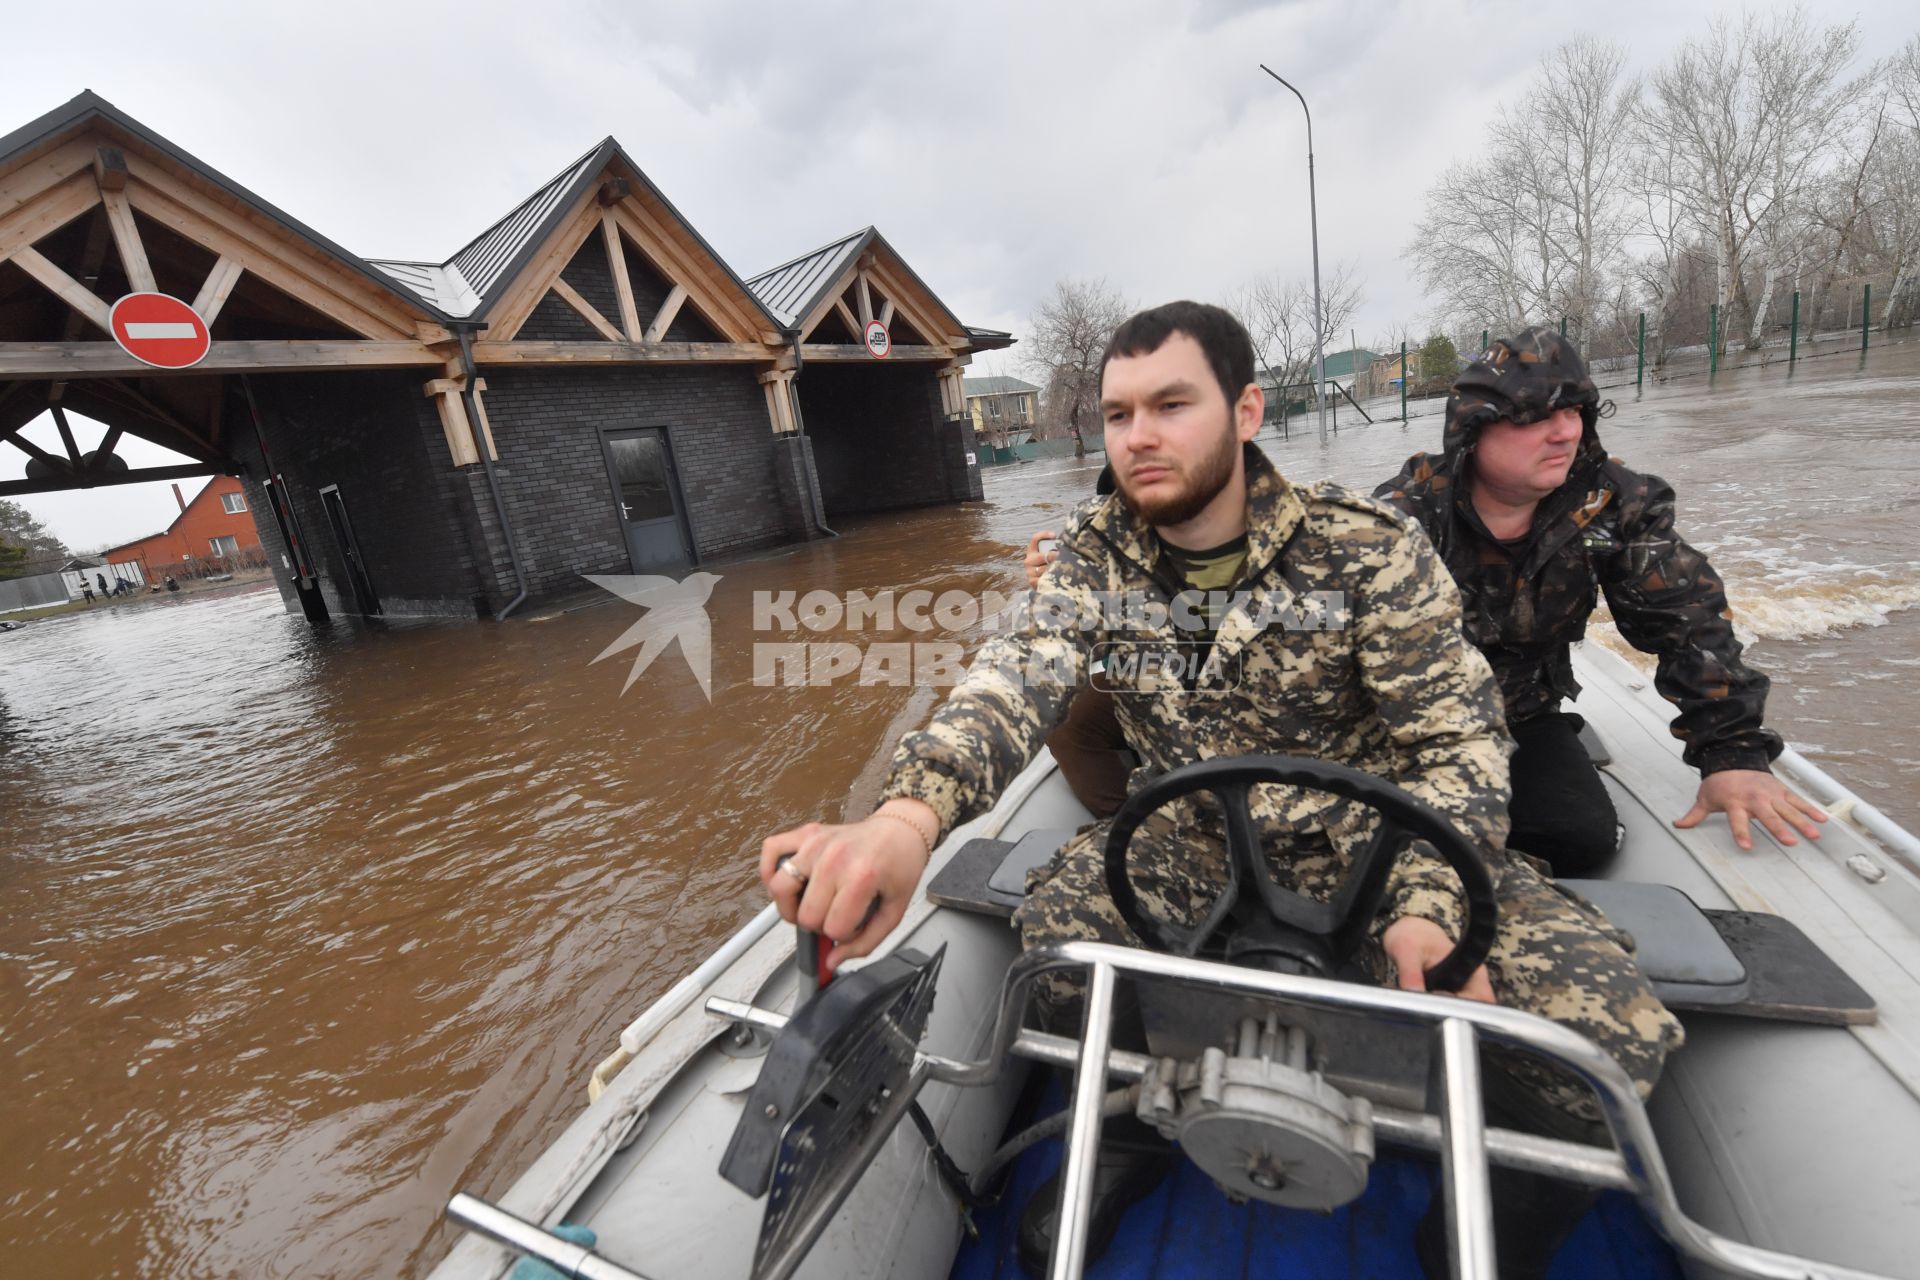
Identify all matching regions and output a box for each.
[743,228,871,327]
[442,141,610,308]
[364,259,484,318]
[1318,349,1379,379]
[962,375,1038,397]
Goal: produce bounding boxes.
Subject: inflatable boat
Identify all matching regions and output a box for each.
[426,644,1920,1280]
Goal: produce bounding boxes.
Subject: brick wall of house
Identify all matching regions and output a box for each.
[102,475,264,580]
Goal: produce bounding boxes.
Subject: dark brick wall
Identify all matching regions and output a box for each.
[476,364,796,599]
[234,371,489,618]
[794,363,958,516]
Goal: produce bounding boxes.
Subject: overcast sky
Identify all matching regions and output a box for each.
[5,0,1912,550]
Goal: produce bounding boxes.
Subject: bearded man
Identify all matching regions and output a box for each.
[759,301,1680,1278]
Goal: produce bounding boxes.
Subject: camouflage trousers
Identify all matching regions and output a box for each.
[1012,815,1686,1126]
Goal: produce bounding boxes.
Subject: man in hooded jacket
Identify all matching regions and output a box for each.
[1375,328,1825,873]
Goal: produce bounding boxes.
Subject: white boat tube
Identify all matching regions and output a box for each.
[588,903,783,1100]
[1774,746,1920,866]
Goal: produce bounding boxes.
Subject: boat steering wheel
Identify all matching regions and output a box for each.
[1103,755,1498,992]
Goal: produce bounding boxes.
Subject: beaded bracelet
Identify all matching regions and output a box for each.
[870,807,935,857]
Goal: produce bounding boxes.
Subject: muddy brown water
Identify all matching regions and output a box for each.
[2,341,1915,1277]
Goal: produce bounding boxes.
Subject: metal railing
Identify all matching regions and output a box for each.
[448,940,1898,1280]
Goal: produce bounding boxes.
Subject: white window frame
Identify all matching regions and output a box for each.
[209,535,240,558]
[222,492,247,514]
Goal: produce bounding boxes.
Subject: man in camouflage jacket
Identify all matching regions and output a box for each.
[1377,329,1825,873]
[762,304,1680,1277]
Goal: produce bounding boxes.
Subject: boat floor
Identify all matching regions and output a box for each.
[950,1089,1681,1280]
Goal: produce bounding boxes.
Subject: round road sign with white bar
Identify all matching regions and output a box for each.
[110,293,211,370]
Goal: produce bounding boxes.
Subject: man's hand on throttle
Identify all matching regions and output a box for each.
[759,799,937,972]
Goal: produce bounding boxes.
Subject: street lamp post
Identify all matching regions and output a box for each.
[1260,64,1327,442]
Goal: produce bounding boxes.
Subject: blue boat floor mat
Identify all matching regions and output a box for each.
[948,1122,1682,1280]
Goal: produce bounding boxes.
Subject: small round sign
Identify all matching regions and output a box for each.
[863,319,891,360]
[110,293,211,370]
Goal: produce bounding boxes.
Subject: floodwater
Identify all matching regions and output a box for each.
[1,339,1915,1278]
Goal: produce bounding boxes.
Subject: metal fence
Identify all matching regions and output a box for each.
[0,571,73,615]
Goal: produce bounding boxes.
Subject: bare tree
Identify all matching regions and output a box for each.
[1406,154,1540,335]
[1407,38,1636,355]
[1533,37,1639,354]
[1227,264,1362,438]
[1638,11,1866,348]
[1024,278,1130,458]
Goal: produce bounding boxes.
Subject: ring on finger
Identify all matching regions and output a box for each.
[777,855,809,885]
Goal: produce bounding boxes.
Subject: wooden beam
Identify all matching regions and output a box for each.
[644,282,688,344]
[856,274,874,326]
[548,276,626,343]
[482,196,602,343]
[471,339,778,365]
[49,404,82,463]
[121,167,415,342]
[608,202,761,344]
[0,135,101,219]
[878,297,895,328]
[0,340,441,378]
[800,343,952,362]
[0,170,102,263]
[431,390,479,467]
[0,460,219,499]
[865,258,964,353]
[78,380,222,456]
[99,188,155,293]
[92,147,130,192]
[11,246,113,334]
[191,256,244,325]
[601,211,641,341]
[5,431,72,471]
[832,295,861,341]
[120,151,427,338]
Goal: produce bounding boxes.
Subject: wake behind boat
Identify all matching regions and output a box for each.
[429,644,1920,1280]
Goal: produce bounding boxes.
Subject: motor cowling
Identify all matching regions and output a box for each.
[1135,1015,1374,1211]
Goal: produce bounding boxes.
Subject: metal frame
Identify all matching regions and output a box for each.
[448,940,1898,1280]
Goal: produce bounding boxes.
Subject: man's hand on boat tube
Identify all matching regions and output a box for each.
[1024,529,1059,589]
[1381,916,1496,1004]
[1673,768,1828,851]
[759,798,939,972]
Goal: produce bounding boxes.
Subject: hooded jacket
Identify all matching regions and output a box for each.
[884,443,1513,941]
[1376,330,1780,776]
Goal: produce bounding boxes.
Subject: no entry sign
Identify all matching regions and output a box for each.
[110,293,211,369]
[863,319,891,359]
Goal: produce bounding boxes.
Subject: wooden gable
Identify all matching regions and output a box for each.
[0,120,448,379]
[471,160,782,366]
[792,233,970,362]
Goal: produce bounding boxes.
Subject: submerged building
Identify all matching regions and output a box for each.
[0,93,1010,620]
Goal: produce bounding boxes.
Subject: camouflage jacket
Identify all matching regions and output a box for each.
[1376,418,1781,776]
[882,445,1513,941]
